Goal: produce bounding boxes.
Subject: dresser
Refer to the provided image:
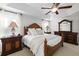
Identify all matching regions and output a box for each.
[54,31,78,45]
[1,36,22,56]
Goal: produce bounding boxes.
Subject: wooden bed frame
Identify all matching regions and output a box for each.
[24,23,64,56]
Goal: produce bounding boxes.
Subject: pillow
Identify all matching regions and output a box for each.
[36,28,44,35]
[28,28,38,35]
[27,31,31,35]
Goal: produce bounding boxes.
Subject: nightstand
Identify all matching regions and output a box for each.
[44,32,51,34]
[1,36,22,56]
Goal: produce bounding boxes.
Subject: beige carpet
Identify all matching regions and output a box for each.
[8,43,79,56]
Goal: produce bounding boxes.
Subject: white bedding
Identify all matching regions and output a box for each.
[22,34,61,56]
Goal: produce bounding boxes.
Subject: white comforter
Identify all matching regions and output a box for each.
[22,34,61,56]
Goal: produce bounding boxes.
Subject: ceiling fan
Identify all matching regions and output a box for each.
[41,3,72,15]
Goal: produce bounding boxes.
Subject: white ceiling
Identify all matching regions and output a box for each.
[0,3,79,19]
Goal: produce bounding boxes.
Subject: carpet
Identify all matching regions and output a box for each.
[8,43,79,56]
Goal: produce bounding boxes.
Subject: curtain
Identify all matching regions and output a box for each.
[0,10,21,38]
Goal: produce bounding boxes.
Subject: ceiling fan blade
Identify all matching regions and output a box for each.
[55,3,60,7]
[59,5,72,9]
[51,3,60,8]
[55,11,59,14]
[51,3,55,8]
[45,11,51,15]
[41,7,52,9]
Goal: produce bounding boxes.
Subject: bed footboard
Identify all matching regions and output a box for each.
[44,34,64,56]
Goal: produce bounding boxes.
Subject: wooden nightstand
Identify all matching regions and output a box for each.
[1,36,22,56]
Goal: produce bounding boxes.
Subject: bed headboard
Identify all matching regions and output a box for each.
[24,23,42,35]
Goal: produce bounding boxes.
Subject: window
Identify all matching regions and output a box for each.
[0,10,21,38]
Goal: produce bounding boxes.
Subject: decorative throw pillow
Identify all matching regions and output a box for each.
[28,28,38,35]
[36,28,44,35]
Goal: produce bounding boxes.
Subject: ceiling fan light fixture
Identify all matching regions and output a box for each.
[51,7,58,12]
[41,3,72,15]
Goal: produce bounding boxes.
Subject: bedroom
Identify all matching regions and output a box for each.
[0,3,79,56]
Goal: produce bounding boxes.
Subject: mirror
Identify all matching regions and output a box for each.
[59,19,72,32]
